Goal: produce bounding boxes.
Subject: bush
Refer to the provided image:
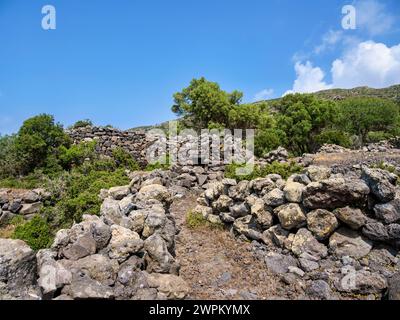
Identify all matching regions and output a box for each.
[44,161,130,228]
[145,155,171,171]
[225,161,303,181]
[12,215,53,250]
[315,130,351,148]
[186,211,224,230]
[366,131,392,143]
[255,128,285,157]
[14,114,71,175]
[112,147,140,171]
[72,119,93,129]
[338,97,399,144]
[58,141,97,170]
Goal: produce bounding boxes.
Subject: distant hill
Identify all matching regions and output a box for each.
[314,85,400,103]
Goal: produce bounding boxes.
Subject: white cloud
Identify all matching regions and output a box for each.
[253,88,274,101]
[331,41,400,88]
[314,30,343,55]
[355,0,395,36]
[286,41,400,94]
[284,61,332,95]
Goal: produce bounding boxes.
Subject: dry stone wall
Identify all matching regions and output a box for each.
[195,165,400,299]
[0,189,49,226]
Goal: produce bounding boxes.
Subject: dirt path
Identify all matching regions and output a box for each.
[172,192,285,300]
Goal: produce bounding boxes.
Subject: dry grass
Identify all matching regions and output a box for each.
[0,224,15,239]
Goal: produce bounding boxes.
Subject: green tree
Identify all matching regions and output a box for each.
[274,94,338,155]
[338,97,399,144]
[172,77,242,129]
[14,114,71,174]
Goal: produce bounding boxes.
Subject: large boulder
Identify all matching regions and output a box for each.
[329,228,373,259]
[302,178,370,210]
[0,239,37,294]
[283,182,305,203]
[306,166,331,182]
[146,273,189,300]
[388,274,400,300]
[291,228,328,260]
[362,167,397,203]
[144,234,178,274]
[264,252,298,275]
[362,222,390,242]
[307,209,338,240]
[333,207,367,230]
[233,215,262,240]
[212,195,233,213]
[251,198,273,229]
[136,184,172,206]
[374,194,400,224]
[263,188,286,207]
[274,203,306,230]
[107,225,144,262]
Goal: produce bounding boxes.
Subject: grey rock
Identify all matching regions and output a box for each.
[108,225,144,262]
[291,228,328,260]
[233,215,262,240]
[229,202,250,218]
[306,280,333,300]
[362,222,390,242]
[307,209,338,240]
[334,207,367,230]
[329,228,373,259]
[283,182,305,203]
[19,202,42,215]
[263,188,286,207]
[144,234,178,274]
[303,178,370,210]
[388,274,400,300]
[362,167,396,203]
[274,203,306,230]
[0,239,37,294]
[62,235,97,261]
[374,196,400,224]
[251,198,273,229]
[108,185,130,200]
[264,252,298,274]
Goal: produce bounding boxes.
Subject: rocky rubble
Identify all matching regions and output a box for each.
[0,188,48,227]
[196,165,400,299]
[0,171,190,300]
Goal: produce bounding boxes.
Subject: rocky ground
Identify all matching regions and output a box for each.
[173,194,283,300]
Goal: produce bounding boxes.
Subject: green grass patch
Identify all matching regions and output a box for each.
[186,211,224,230]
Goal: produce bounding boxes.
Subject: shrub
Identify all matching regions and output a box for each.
[12,215,53,250]
[255,128,285,157]
[145,155,171,171]
[366,131,392,143]
[315,130,351,148]
[112,147,140,171]
[72,119,93,129]
[338,97,399,144]
[58,140,97,170]
[186,211,224,230]
[44,162,130,228]
[14,114,71,175]
[225,161,303,181]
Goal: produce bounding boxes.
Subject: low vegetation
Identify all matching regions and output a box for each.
[0,114,139,249]
[186,211,224,230]
[225,161,303,181]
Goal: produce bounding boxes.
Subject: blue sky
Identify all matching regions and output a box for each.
[0,0,399,134]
